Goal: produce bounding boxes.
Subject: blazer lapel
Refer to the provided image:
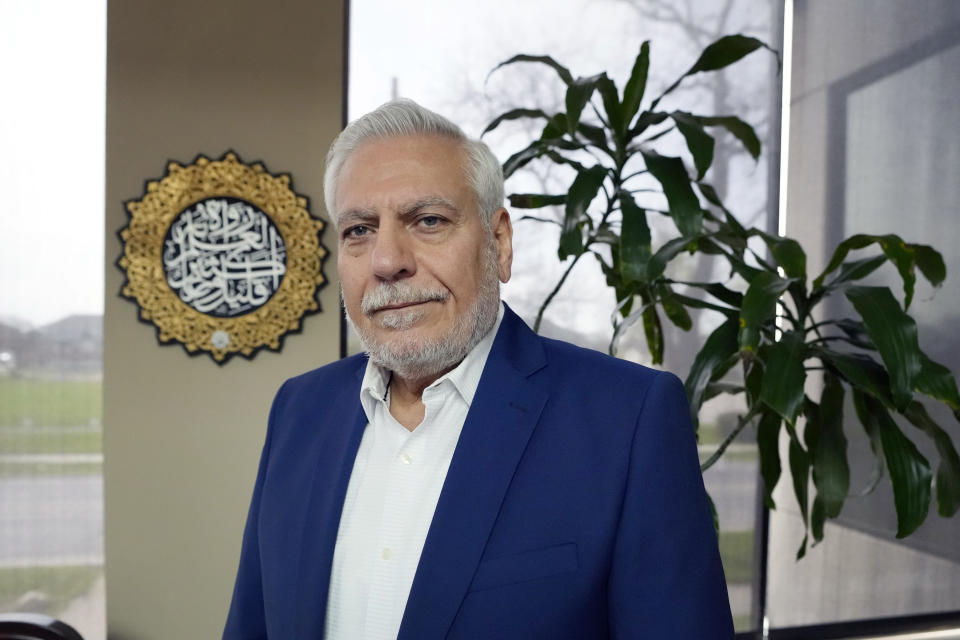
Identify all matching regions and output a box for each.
[398,306,548,639]
[293,363,368,638]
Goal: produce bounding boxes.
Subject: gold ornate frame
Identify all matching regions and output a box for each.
[117,151,328,364]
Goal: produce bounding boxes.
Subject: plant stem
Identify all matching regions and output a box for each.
[700,408,757,472]
[776,298,800,328]
[533,253,584,332]
[621,169,650,183]
[534,183,621,333]
[517,215,562,226]
[805,319,840,332]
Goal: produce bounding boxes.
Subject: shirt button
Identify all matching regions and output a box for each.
[381,547,392,560]
[399,453,412,465]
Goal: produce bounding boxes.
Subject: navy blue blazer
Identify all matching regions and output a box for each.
[224,306,733,638]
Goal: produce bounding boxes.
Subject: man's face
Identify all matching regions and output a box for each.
[335,135,512,380]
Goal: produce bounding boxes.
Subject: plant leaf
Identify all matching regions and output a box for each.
[811,373,850,518]
[904,402,960,517]
[596,75,622,139]
[482,108,549,136]
[630,110,670,138]
[650,35,773,114]
[659,284,693,331]
[915,351,960,414]
[703,380,743,403]
[699,282,743,307]
[759,330,808,424]
[508,193,566,209]
[641,294,664,365]
[640,150,703,237]
[565,73,604,134]
[540,113,568,140]
[756,411,782,509]
[647,235,697,280]
[817,348,893,406]
[755,231,806,282]
[788,432,811,559]
[559,166,606,260]
[830,318,876,350]
[686,34,768,75]
[739,272,794,353]
[745,360,763,408]
[914,245,947,287]
[822,255,887,291]
[619,192,651,283]
[696,115,761,160]
[696,180,723,204]
[814,234,946,309]
[846,286,922,411]
[502,141,548,178]
[670,112,715,180]
[488,53,573,85]
[577,122,609,150]
[685,317,739,428]
[670,291,738,317]
[621,41,650,135]
[810,495,826,545]
[853,391,932,537]
[543,148,589,174]
[855,392,886,497]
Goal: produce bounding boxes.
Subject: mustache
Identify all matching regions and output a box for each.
[360,282,449,316]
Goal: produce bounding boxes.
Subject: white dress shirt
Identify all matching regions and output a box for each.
[324,304,504,640]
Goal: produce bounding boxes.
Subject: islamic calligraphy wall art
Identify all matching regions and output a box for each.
[117,152,328,363]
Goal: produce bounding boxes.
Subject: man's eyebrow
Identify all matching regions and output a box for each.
[336,207,377,228]
[336,198,460,228]
[400,196,460,217]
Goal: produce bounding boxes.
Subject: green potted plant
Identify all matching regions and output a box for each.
[484,35,960,556]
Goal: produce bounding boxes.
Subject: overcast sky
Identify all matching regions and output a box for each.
[0,0,106,327]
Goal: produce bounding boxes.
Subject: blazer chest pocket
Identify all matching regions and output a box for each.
[469,542,578,592]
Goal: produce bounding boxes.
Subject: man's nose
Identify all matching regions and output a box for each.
[370,226,416,281]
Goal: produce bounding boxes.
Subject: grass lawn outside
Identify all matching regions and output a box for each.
[0,379,102,428]
[719,528,754,584]
[0,564,102,617]
[732,613,752,631]
[0,427,102,455]
[0,462,102,478]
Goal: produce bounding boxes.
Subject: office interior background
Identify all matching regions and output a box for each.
[1,0,958,638]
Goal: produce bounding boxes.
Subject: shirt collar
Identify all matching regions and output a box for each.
[359,302,504,418]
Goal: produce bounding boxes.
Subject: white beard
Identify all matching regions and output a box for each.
[343,237,501,382]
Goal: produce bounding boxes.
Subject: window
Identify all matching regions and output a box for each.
[0,2,106,638]
[349,0,781,632]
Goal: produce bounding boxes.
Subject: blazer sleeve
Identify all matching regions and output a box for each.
[607,371,734,639]
[222,381,286,640]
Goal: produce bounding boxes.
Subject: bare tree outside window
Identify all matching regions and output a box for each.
[349,0,779,630]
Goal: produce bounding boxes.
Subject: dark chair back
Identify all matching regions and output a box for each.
[0,614,84,640]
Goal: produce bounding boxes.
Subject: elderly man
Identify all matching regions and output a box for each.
[224,99,733,639]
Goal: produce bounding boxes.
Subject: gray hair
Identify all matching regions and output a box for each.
[323,98,504,229]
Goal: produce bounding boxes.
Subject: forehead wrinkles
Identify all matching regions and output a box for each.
[333,136,472,220]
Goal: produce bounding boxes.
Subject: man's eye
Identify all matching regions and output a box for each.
[343,225,370,239]
[418,215,443,228]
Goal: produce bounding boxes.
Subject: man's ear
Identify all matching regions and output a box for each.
[491,207,513,283]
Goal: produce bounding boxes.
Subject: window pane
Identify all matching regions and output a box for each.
[349,0,782,631]
[0,1,106,638]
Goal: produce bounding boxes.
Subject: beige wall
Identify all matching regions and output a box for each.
[103,1,344,637]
